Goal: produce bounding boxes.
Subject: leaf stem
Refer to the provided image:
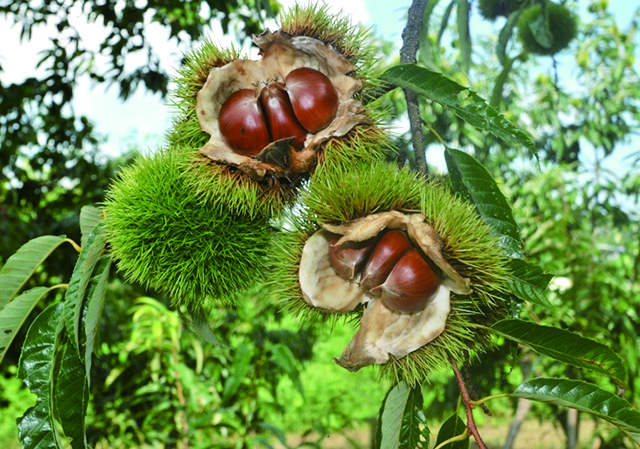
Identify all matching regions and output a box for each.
[433,430,469,449]
[422,118,447,147]
[50,284,69,290]
[400,0,429,174]
[450,357,488,449]
[471,393,510,407]
[64,238,82,253]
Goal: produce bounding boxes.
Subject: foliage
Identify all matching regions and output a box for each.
[0,0,278,278]
[1,1,639,449]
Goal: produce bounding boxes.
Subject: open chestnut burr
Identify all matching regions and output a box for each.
[298,211,473,370]
[195,30,371,182]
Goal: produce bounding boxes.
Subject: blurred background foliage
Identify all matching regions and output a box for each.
[1,0,639,448]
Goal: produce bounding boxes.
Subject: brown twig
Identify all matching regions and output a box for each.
[400,0,429,174]
[450,357,488,449]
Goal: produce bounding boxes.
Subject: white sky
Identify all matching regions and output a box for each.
[0,0,637,175]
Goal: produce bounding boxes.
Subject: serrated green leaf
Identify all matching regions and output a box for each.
[222,342,254,403]
[377,382,428,449]
[270,343,304,397]
[435,413,469,449]
[84,255,112,386]
[381,64,537,156]
[456,0,471,71]
[445,148,523,258]
[512,378,640,444]
[79,206,102,249]
[0,235,67,310]
[492,320,628,389]
[0,286,61,366]
[63,223,107,353]
[507,258,553,306]
[17,303,65,449]
[56,341,88,449]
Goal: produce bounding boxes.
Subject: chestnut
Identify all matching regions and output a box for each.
[218,89,271,156]
[374,248,441,313]
[285,67,339,133]
[361,230,412,292]
[328,235,377,280]
[259,83,308,149]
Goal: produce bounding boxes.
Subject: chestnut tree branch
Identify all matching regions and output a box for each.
[450,357,488,449]
[400,0,429,174]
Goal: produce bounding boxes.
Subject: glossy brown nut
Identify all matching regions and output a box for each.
[374,249,441,313]
[285,67,339,133]
[259,83,308,149]
[361,230,412,293]
[328,235,378,280]
[218,89,271,156]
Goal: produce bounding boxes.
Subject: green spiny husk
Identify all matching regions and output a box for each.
[165,4,391,217]
[104,148,271,310]
[517,3,578,56]
[269,159,511,385]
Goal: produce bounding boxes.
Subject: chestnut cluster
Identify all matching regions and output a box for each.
[328,230,441,313]
[218,67,339,157]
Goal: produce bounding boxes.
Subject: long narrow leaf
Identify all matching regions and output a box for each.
[222,342,254,403]
[0,235,67,310]
[445,148,523,258]
[512,378,640,444]
[84,255,112,385]
[381,64,537,156]
[79,206,102,249]
[56,341,88,449]
[17,303,65,449]
[507,258,553,307]
[63,223,107,353]
[492,320,628,389]
[457,0,471,71]
[0,286,62,366]
[377,382,429,449]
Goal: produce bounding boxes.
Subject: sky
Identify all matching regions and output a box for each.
[0,0,637,169]
[0,0,410,159]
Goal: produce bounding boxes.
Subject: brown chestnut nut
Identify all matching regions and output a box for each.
[218,89,271,156]
[259,83,308,149]
[361,230,412,292]
[373,248,441,313]
[285,67,339,133]
[328,235,377,280]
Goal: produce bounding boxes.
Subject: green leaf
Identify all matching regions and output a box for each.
[512,378,640,444]
[381,64,537,156]
[17,303,65,449]
[79,206,102,249]
[507,258,553,307]
[438,0,456,47]
[435,413,469,449]
[84,254,112,386]
[270,343,304,397]
[56,341,88,449]
[497,10,522,64]
[377,382,429,449]
[528,8,553,50]
[445,148,523,258]
[456,0,471,71]
[63,223,107,353]
[492,320,629,389]
[0,235,67,310]
[222,342,254,403]
[0,286,60,366]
